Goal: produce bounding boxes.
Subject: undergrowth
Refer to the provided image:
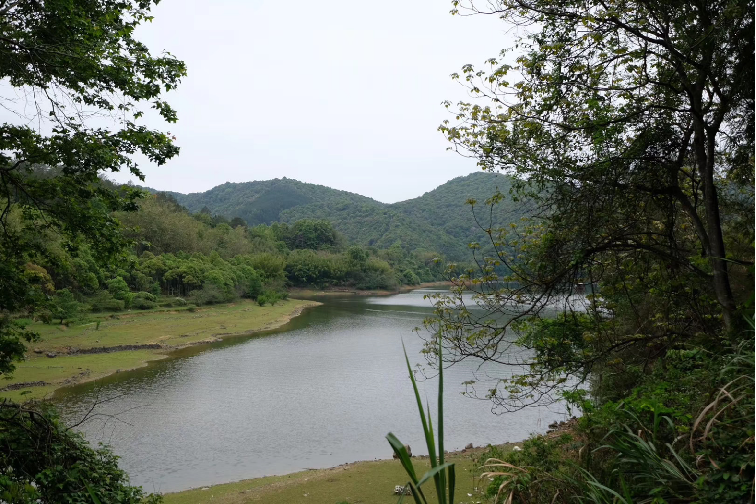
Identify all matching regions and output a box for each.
[476,334,754,504]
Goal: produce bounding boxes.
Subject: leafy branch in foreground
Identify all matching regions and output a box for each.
[386,338,456,504]
[0,0,186,376]
[0,400,162,503]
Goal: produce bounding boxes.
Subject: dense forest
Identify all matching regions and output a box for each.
[21,186,453,325]
[150,172,522,261]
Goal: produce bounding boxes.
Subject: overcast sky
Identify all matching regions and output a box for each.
[110,0,517,203]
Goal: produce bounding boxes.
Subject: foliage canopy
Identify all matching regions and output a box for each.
[436,0,754,395]
[432,0,753,500]
[0,0,185,375]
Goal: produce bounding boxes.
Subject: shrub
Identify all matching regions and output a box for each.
[106,277,130,300]
[246,271,263,300]
[89,291,125,312]
[129,292,157,310]
[35,310,53,324]
[402,269,421,285]
[0,401,161,503]
[135,292,157,302]
[131,297,157,310]
[123,292,134,309]
[49,288,80,324]
[189,285,226,306]
[258,290,283,307]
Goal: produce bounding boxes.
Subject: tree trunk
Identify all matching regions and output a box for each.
[693,120,737,335]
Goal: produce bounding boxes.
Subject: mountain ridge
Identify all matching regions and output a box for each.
[146,172,521,261]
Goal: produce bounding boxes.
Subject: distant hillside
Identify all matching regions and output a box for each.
[152,172,525,261]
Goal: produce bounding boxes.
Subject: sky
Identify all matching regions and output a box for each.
[114,1,516,203]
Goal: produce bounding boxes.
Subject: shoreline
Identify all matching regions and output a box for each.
[1,299,321,402]
[163,442,518,504]
[288,281,451,298]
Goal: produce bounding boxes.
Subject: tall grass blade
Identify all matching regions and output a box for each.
[437,335,446,504]
[407,482,425,504]
[417,462,456,488]
[402,340,437,469]
[426,400,445,504]
[387,432,419,483]
[448,462,456,504]
[427,400,437,465]
[389,338,456,504]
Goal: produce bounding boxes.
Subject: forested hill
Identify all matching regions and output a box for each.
[154,172,520,261]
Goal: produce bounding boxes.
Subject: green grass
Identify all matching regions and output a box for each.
[163,448,494,504]
[1,299,319,401]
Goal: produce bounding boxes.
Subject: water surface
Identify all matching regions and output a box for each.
[56,289,567,493]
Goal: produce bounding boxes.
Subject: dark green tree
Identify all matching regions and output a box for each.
[230,216,247,228]
[0,0,186,376]
[441,0,753,335]
[431,1,754,500]
[284,219,341,250]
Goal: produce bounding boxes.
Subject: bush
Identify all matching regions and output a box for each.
[246,271,263,300]
[128,291,158,310]
[106,277,130,300]
[402,269,421,285]
[89,291,125,312]
[131,297,157,310]
[256,290,282,307]
[123,292,134,309]
[189,285,227,306]
[0,401,161,503]
[35,310,53,324]
[134,292,157,302]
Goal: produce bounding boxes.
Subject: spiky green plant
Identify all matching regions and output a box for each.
[386,338,456,504]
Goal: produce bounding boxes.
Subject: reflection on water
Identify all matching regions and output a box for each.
[55,289,567,493]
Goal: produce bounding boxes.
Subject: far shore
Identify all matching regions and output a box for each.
[289,281,452,298]
[0,298,321,402]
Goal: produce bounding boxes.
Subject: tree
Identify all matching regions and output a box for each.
[0,0,186,376]
[284,219,341,250]
[433,0,753,408]
[0,0,182,500]
[49,289,79,325]
[230,216,247,228]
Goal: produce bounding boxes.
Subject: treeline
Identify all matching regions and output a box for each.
[30,191,444,321]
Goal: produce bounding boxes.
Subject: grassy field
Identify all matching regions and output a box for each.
[164,445,510,504]
[0,299,319,401]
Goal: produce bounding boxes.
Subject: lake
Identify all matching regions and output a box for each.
[55,288,568,493]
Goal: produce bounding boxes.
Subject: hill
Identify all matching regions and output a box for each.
[155,172,523,261]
